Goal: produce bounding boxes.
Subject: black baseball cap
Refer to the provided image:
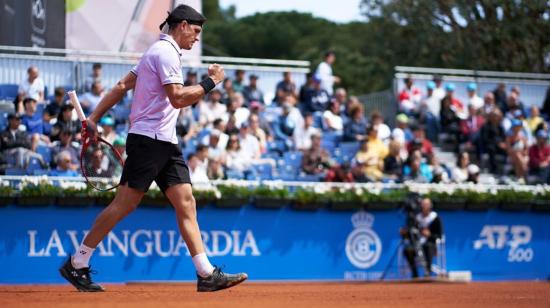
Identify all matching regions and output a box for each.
[7,113,20,120]
[159,5,206,30]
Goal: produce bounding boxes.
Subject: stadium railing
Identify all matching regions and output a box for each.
[0,45,310,100]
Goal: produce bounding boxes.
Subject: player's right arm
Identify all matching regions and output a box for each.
[164,64,224,109]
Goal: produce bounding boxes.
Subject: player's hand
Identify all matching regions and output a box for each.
[421,228,431,238]
[208,64,225,85]
[82,119,98,144]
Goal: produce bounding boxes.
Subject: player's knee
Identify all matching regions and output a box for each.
[174,195,196,216]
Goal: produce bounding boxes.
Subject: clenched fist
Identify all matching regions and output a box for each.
[208,64,225,85]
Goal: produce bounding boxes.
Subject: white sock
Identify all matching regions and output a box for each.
[192,253,215,278]
[71,244,95,269]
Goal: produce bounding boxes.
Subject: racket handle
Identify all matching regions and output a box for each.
[67,91,87,122]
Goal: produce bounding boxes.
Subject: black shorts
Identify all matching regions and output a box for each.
[120,133,191,192]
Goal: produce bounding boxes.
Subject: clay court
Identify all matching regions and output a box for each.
[1,282,548,308]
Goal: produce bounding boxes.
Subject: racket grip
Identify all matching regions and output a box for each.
[67,91,87,122]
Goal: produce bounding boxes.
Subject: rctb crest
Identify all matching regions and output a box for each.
[345,211,382,269]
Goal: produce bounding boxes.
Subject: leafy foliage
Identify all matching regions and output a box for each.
[202,0,549,95]
[253,185,289,199]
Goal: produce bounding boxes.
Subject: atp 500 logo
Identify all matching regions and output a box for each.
[473,225,533,262]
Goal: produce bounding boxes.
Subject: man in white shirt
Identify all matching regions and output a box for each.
[16,66,45,114]
[199,89,226,125]
[238,122,261,161]
[81,81,105,115]
[432,75,446,101]
[314,51,340,96]
[294,113,320,151]
[466,83,484,113]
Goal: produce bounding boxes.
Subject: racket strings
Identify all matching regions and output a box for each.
[81,139,123,191]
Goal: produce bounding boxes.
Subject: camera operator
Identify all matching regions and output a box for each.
[400,198,443,278]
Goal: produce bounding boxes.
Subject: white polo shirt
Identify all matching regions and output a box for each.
[129,34,184,144]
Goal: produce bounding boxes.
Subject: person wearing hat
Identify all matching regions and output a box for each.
[528,129,550,183]
[99,116,117,144]
[421,81,441,120]
[506,118,529,183]
[391,114,412,158]
[303,74,330,114]
[59,4,246,292]
[242,74,264,105]
[432,74,446,101]
[467,83,484,112]
[444,83,465,118]
[0,113,31,168]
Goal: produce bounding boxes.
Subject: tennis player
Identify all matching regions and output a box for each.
[59,5,247,292]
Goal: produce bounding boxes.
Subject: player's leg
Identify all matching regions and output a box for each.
[164,183,248,292]
[59,184,144,292]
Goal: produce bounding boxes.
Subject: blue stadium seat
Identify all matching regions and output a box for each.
[275,164,299,181]
[322,131,341,145]
[36,145,52,164]
[267,140,285,153]
[0,112,7,131]
[261,152,280,161]
[226,169,245,180]
[26,157,44,175]
[251,163,273,180]
[5,167,26,175]
[321,140,336,153]
[339,142,360,156]
[283,151,303,168]
[0,84,18,100]
[43,86,48,98]
[36,103,45,115]
[32,169,49,176]
[296,174,323,182]
[113,105,131,122]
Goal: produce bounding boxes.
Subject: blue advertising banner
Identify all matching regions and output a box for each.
[0,205,549,283]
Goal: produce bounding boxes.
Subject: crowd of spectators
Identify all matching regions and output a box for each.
[1,56,550,185]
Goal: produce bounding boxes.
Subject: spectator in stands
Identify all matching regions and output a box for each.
[51,104,81,141]
[493,83,508,113]
[294,113,320,151]
[301,132,331,177]
[391,114,412,152]
[459,103,485,153]
[46,87,66,118]
[199,89,226,125]
[298,72,313,104]
[248,114,269,153]
[113,137,126,160]
[398,77,422,114]
[444,83,465,118]
[203,129,225,163]
[407,125,434,158]
[224,134,250,174]
[194,144,210,179]
[467,164,481,184]
[232,69,246,93]
[432,75,446,101]
[314,51,340,96]
[440,95,461,151]
[225,115,240,135]
[81,81,105,115]
[505,92,526,119]
[343,102,368,142]
[20,97,50,152]
[99,116,117,144]
[355,139,384,181]
[429,155,450,184]
[451,151,472,183]
[275,71,298,104]
[188,153,209,183]
[333,88,348,114]
[527,105,544,134]
[227,93,250,129]
[507,119,529,183]
[84,63,102,92]
[402,150,432,183]
[183,70,198,86]
[371,111,391,144]
[49,151,79,177]
[541,86,550,119]
[466,83,483,112]
[273,102,297,151]
[243,74,264,105]
[208,159,224,180]
[511,86,525,107]
[421,81,441,120]
[1,113,44,168]
[528,130,550,184]
[480,109,507,174]
[482,92,497,116]
[238,122,261,162]
[220,78,234,105]
[366,125,389,160]
[15,66,45,113]
[50,129,79,170]
[207,119,229,150]
[176,105,199,145]
[383,140,404,181]
[303,76,330,114]
[89,148,113,177]
[323,100,344,134]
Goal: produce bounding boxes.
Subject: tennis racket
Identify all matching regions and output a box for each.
[67,91,124,191]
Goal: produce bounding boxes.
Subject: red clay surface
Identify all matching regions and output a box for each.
[0,282,548,308]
